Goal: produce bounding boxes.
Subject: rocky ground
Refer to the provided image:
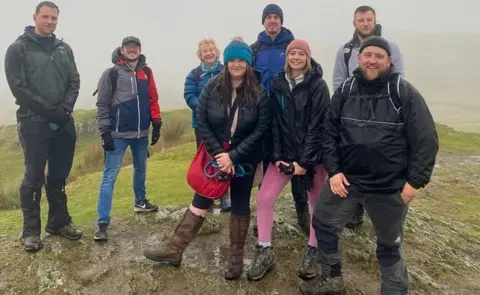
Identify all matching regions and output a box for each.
[0,152,479,295]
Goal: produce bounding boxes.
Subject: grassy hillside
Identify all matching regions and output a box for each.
[0,108,194,210]
[0,122,479,235]
[0,122,479,294]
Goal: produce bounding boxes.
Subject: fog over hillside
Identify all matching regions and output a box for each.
[0,0,479,132]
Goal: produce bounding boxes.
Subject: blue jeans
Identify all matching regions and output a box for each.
[97,137,148,224]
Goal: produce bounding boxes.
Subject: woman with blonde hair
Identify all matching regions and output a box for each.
[246,39,331,282]
[183,38,231,212]
[144,37,271,280]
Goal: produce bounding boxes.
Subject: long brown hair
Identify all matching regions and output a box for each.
[217,63,261,107]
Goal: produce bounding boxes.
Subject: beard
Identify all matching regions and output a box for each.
[355,28,375,38]
[123,56,138,62]
[359,66,385,81]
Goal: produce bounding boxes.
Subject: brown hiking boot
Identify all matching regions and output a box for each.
[299,275,346,295]
[224,214,250,280]
[143,209,204,266]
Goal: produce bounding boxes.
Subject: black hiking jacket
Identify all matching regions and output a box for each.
[270,58,330,170]
[196,75,272,165]
[323,67,439,193]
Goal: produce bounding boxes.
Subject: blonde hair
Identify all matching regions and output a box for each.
[196,38,221,61]
[284,56,312,77]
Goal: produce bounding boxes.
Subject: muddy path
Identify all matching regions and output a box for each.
[0,152,479,295]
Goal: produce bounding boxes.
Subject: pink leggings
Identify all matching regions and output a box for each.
[256,163,328,247]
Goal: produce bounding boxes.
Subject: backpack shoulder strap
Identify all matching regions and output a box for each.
[250,41,261,67]
[193,65,202,86]
[92,66,117,96]
[343,42,354,75]
[387,73,404,115]
[109,66,119,94]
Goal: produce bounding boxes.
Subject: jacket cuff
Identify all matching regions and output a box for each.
[228,149,240,165]
[406,177,425,190]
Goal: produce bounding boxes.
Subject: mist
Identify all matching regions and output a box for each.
[1,0,479,132]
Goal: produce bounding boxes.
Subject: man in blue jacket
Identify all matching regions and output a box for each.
[250,4,310,235]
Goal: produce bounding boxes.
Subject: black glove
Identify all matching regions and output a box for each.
[48,106,70,126]
[101,132,114,151]
[151,120,162,146]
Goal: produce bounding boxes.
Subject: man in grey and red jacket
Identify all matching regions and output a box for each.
[94,36,162,241]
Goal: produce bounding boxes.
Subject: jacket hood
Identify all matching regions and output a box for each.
[111,46,147,69]
[257,27,294,45]
[309,58,323,78]
[17,25,63,46]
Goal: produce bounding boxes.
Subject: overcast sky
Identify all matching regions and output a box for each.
[0,0,479,129]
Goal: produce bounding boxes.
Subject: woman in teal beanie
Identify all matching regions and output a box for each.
[144,37,272,281]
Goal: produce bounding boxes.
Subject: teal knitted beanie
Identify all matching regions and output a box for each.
[223,37,253,66]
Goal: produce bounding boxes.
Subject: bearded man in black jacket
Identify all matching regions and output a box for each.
[300,36,439,295]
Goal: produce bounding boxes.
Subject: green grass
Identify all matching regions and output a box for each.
[0,143,197,235]
[0,118,479,235]
[436,123,480,153]
[0,108,193,210]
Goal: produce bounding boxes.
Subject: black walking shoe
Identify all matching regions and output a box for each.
[46,223,83,240]
[93,224,108,241]
[134,199,159,213]
[20,235,43,252]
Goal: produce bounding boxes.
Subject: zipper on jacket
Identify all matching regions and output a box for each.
[116,108,120,132]
[131,75,140,138]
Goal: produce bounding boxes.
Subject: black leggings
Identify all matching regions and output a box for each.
[192,169,255,216]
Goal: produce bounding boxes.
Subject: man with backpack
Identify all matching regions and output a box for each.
[332,5,405,229]
[250,3,311,236]
[300,36,439,295]
[332,5,405,91]
[93,36,162,241]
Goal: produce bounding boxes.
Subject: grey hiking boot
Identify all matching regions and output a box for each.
[20,236,43,252]
[134,199,159,213]
[298,245,317,280]
[246,246,276,281]
[299,275,346,295]
[93,224,108,241]
[46,223,83,240]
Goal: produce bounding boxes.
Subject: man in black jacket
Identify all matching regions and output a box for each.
[4,1,82,252]
[300,36,439,295]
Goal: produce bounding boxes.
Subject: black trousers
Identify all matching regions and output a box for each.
[312,186,409,294]
[17,120,76,237]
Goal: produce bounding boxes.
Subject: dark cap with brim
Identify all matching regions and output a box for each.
[122,36,141,47]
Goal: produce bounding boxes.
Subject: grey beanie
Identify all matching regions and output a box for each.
[262,4,283,24]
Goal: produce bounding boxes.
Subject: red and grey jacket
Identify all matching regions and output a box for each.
[96,48,161,138]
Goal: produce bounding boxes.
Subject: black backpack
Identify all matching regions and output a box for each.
[92,66,150,96]
[343,24,382,75]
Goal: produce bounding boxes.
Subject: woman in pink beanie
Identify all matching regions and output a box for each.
[247,39,331,282]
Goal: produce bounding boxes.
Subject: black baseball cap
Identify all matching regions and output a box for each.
[122,36,141,47]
